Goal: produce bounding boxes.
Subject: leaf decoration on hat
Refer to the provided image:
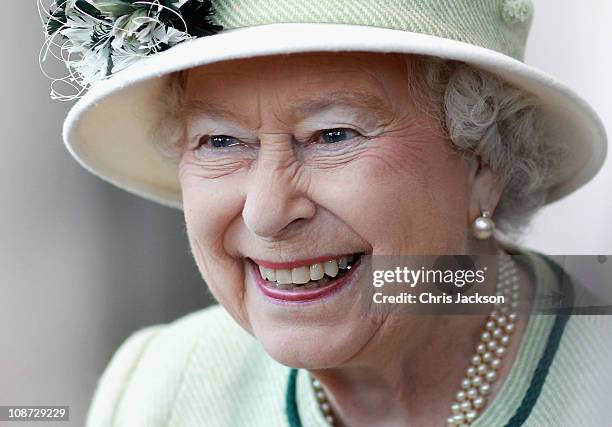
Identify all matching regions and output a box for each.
[38,0,222,101]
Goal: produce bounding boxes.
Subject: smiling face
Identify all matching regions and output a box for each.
[178,52,493,367]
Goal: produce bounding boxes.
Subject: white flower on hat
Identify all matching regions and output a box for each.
[39,0,221,101]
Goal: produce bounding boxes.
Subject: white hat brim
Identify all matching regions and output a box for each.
[63,23,608,209]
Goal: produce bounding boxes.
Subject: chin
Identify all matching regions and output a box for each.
[253,321,374,369]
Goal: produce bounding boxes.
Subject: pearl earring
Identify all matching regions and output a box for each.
[472,210,495,240]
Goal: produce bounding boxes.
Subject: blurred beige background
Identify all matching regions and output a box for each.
[1,2,610,426]
[523,1,612,254]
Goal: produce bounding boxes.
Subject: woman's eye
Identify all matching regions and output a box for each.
[199,135,241,149]
[318,128,362,144]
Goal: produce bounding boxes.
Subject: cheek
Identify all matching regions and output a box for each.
[180,159,251,325]
[309,137,471,253]
[181,170,244,250]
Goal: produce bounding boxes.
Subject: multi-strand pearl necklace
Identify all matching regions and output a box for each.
[446,253,520,426]
[310,253,521,427]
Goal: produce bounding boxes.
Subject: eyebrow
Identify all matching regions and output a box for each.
[182,91,391,125]
[290,91,391,120]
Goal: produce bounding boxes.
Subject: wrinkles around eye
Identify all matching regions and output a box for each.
[300,139,373,171]
[182,150,254,179]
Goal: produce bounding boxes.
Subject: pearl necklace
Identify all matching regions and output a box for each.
[310,253,521,427]
[311,377,336,425]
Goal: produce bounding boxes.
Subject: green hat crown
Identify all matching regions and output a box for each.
[213,0,534,60]
[42,0,533,100]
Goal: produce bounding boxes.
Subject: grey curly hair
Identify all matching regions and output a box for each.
[410,57,565,237]
[152,54,565,237]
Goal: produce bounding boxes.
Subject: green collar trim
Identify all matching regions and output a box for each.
[286,368,302,427]
[503,254,574,426]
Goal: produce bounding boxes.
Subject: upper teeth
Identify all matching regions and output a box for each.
[258,255,354,285]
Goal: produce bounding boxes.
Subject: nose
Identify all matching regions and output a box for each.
[242,134,316,239]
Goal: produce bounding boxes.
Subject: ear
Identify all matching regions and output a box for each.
[467,159,504,224]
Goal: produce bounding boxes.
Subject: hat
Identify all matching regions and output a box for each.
[43,0,608,209]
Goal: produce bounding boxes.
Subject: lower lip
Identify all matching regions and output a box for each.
[250,257,362,303]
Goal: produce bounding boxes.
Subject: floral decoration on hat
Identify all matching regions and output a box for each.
[39,0,222,100]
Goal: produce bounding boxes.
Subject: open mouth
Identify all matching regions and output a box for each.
[249,253,364,302]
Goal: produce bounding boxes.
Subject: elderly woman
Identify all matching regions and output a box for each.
[42,0,610,426]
